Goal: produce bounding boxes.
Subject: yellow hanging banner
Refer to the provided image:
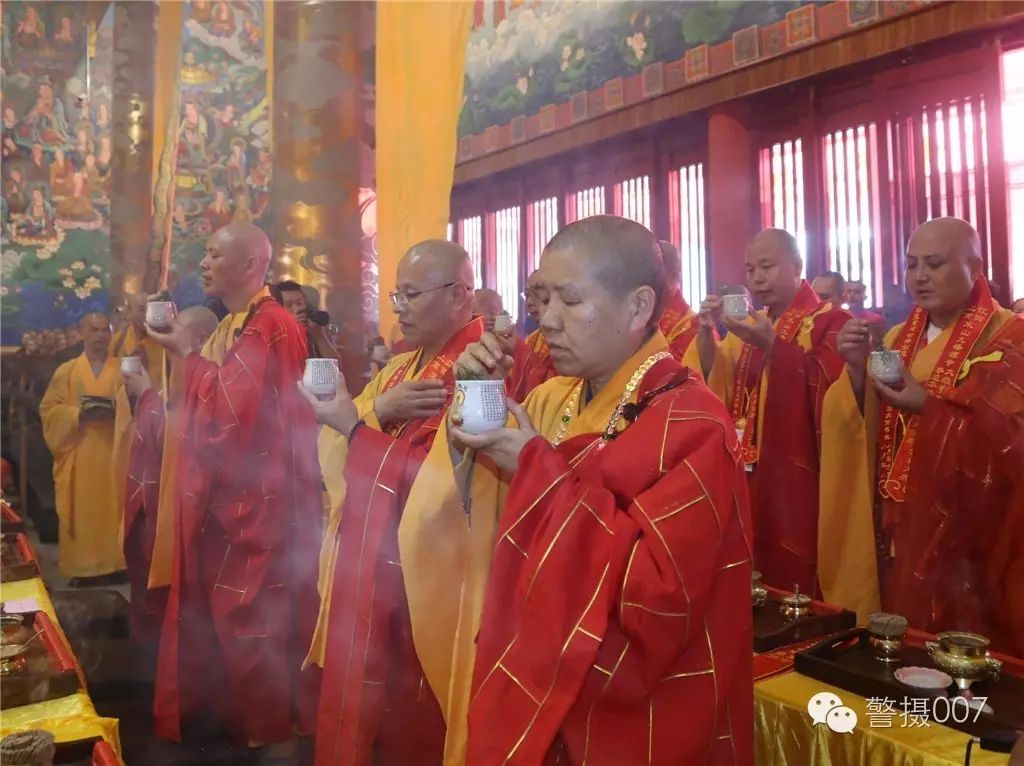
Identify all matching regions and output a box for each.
[375,0,473,341]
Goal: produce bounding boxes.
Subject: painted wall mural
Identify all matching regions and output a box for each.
[161,0,271,309]
[1,2,114,348]
[457,0,925,161]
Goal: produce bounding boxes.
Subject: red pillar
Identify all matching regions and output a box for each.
[706,104,758,291]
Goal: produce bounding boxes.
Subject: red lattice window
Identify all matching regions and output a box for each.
[668,161,707,308]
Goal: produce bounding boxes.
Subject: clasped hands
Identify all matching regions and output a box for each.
[837,318,928,413]
[699,294,775,353]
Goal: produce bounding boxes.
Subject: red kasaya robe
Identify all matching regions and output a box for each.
[123,387,168,641]
[508,329,555,402]
[467,358,755,764]
[154,297,323,745]
[313,319,484,766]
[659,288,701,362]
[893,313,1024,655]
[711,281,849,597]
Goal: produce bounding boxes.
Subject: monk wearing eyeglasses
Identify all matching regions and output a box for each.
[305,216,753,765]
[306,240,484,764]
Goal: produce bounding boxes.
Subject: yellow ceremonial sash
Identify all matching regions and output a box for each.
[400,331,669,765]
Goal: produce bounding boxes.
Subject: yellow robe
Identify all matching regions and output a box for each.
[705,308,828,450]
[40,354,126,577]
[818,307,1014,622]
[400,331,669,765]
[109,325,166,385]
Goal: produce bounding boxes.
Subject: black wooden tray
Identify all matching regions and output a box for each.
[794,628,1024,738]
[754,589,856,653]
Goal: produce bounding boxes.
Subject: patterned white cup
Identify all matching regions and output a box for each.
[120,356,143,375]
[145,301,176,331]
[722,293,751,320]
[303,358,339,397]
[869,349,903,384]
[452,379,508,434]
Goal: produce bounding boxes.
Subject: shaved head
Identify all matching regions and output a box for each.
[393,240,475,350]
[908,217,982,266]
[545,215,666,326]
[79,312,109,330]
[749,229,802,270]
[79,312,111,357]
[537,216,664,384]
[176,305,219,351]
[201,223,272,309]
[473,288,504,317]
[906,217,983,326]
[658,240,682,290]
[746,228,804,314]
[400,239,475,288]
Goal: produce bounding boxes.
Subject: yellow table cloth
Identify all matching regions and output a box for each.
[755,671,1009,765]
[0,576,121,755]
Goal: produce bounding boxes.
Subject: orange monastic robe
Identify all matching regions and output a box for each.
[507,331,555,402]
[40,354,125,578]
[154,294,323,745]
[312,319,484,766]
[659,288,702,367]
[324,332,754,765]
[820,279,1024,652]
[707,281,849,597]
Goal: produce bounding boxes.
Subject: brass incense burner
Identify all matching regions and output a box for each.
[925,631,1002,691]
[779,587,812,620]
[751,571,767,608]
[0,614,32,647]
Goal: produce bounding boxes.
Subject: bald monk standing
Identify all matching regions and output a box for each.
[147,223,323,752]
[120,307,218,642]
[472,287,549,401]
[698,229,850,598]
[306,216,753,765]
[306,240,481,765]
[41,313,126,581]
[821,217,1024,653]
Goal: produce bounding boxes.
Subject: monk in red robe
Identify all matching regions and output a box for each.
[473,287,551,401]
[304,240,481,766]
[121,307,218,643]
[307,216,754,765]
[822,217,1024,652]
[697,229,850,598]
[148,223,323,753]
[518,269,556,398]
[657,240,702,365]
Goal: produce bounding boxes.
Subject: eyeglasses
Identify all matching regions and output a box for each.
[388,281,461,310]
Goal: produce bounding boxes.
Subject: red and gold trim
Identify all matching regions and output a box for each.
[878,279,994,501]
[729,281,820,465]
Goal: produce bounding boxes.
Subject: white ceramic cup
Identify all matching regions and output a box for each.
[722,293,751,320]
[303,357,339,397]
[120,356,143,375]
[493,314,514,335]
[452,379,508,434]
[869,349,903,384]
[145,301,176,331]
[371,344,390,363]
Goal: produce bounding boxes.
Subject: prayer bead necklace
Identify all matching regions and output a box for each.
[551,350,673,447]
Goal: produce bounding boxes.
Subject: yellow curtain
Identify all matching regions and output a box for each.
[375,0,473,341]
[151,1,185,188]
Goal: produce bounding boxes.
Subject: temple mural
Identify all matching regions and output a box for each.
[458,0,924,161]
[159,0,271,309]
[1,2,114,348]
